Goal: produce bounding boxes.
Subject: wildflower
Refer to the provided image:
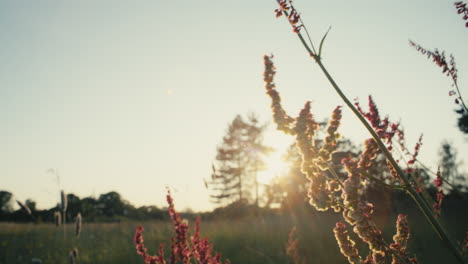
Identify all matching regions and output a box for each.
[286,226,304,264]
[274,0,304,33]
[192,216,230,264]
[333,222,362,264]
[276,0,290,11]
[433,168,444,217]
[410,41,458,87]
[341,158,387,255]
[454,1,468,27]
[294,103,334,211]
[295,101,318,174]
[274,1,290,18]
[317,106,342,163]
[354,96,402,149]
[135,191,229,264]
[166,190,191,264]
[134,226,166,264]
[357,138,379,170]
[390,214,416,264]
[263,55,295,134]
[386,123,400,151]
[408,134,423,165]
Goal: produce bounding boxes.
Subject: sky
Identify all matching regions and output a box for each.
[1,0,467,212]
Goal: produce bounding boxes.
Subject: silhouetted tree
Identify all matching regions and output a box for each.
[456,110,468,134]
[25,199,36,212]
[66,193,82,220]
[439,141,467,192]
[210,114,271,207]
[81,197,98,221]
[0,191,13,213]
[98,191,126,218]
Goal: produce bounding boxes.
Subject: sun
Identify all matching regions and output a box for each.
[258,151,290,184]
[257,128,293,184]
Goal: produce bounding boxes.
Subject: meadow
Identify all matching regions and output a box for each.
[1,194,467,264]
[1,1,468,264]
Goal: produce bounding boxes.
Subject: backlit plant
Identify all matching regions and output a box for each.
[134,190,230,264]
[263,0,468,263]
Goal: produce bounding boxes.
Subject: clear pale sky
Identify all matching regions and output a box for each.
[1,0,467,212]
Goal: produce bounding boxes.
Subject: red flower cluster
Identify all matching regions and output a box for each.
[408,135,423,165]
[263,56,421,264]
[264,55,343,212]
[354,96,402,151]
[409,41,458,88]
[390,215,418,264]
[134,190,230,264]
[274,0,303,33]
[341,158,387,259]
[286,227,304,264]
[274,0,289,17]
[455,1,468,27]
[166,192,191,264]
[135,226,166,264]
[433,168,445,217]
[354,96,425,185]
[333,222,362,264]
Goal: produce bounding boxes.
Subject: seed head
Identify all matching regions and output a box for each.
[263,55,295,134]
[54,211,61,227]
[60,190,67,212]
[75,213,82,237]
[333,222,362,264]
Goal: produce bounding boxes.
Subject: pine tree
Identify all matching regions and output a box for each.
[439,141,467,193]
[209,114,271,207]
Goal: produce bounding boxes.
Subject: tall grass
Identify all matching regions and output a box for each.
[1,202,466,264]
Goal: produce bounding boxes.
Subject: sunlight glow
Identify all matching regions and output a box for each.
[258,150,290,184]
[258,128,293,184]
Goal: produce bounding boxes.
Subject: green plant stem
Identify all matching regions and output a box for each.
[360,171,404,190]
[453,81,468,113]
[313,57,466,264]
[280,8,465,262]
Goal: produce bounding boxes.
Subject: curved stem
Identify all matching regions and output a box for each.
[360,171,404,190]
[314,58,466,264]
[453,81,468,113]
[277,6,465,261]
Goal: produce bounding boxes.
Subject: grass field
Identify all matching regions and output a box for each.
[1,201,466,264]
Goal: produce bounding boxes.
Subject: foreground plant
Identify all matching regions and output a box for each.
[266,0,467,263]
[409,40,468,134]
[134,190,230,264]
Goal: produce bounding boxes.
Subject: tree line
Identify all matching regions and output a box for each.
[1,113,467,223]
[0,190,167,223]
